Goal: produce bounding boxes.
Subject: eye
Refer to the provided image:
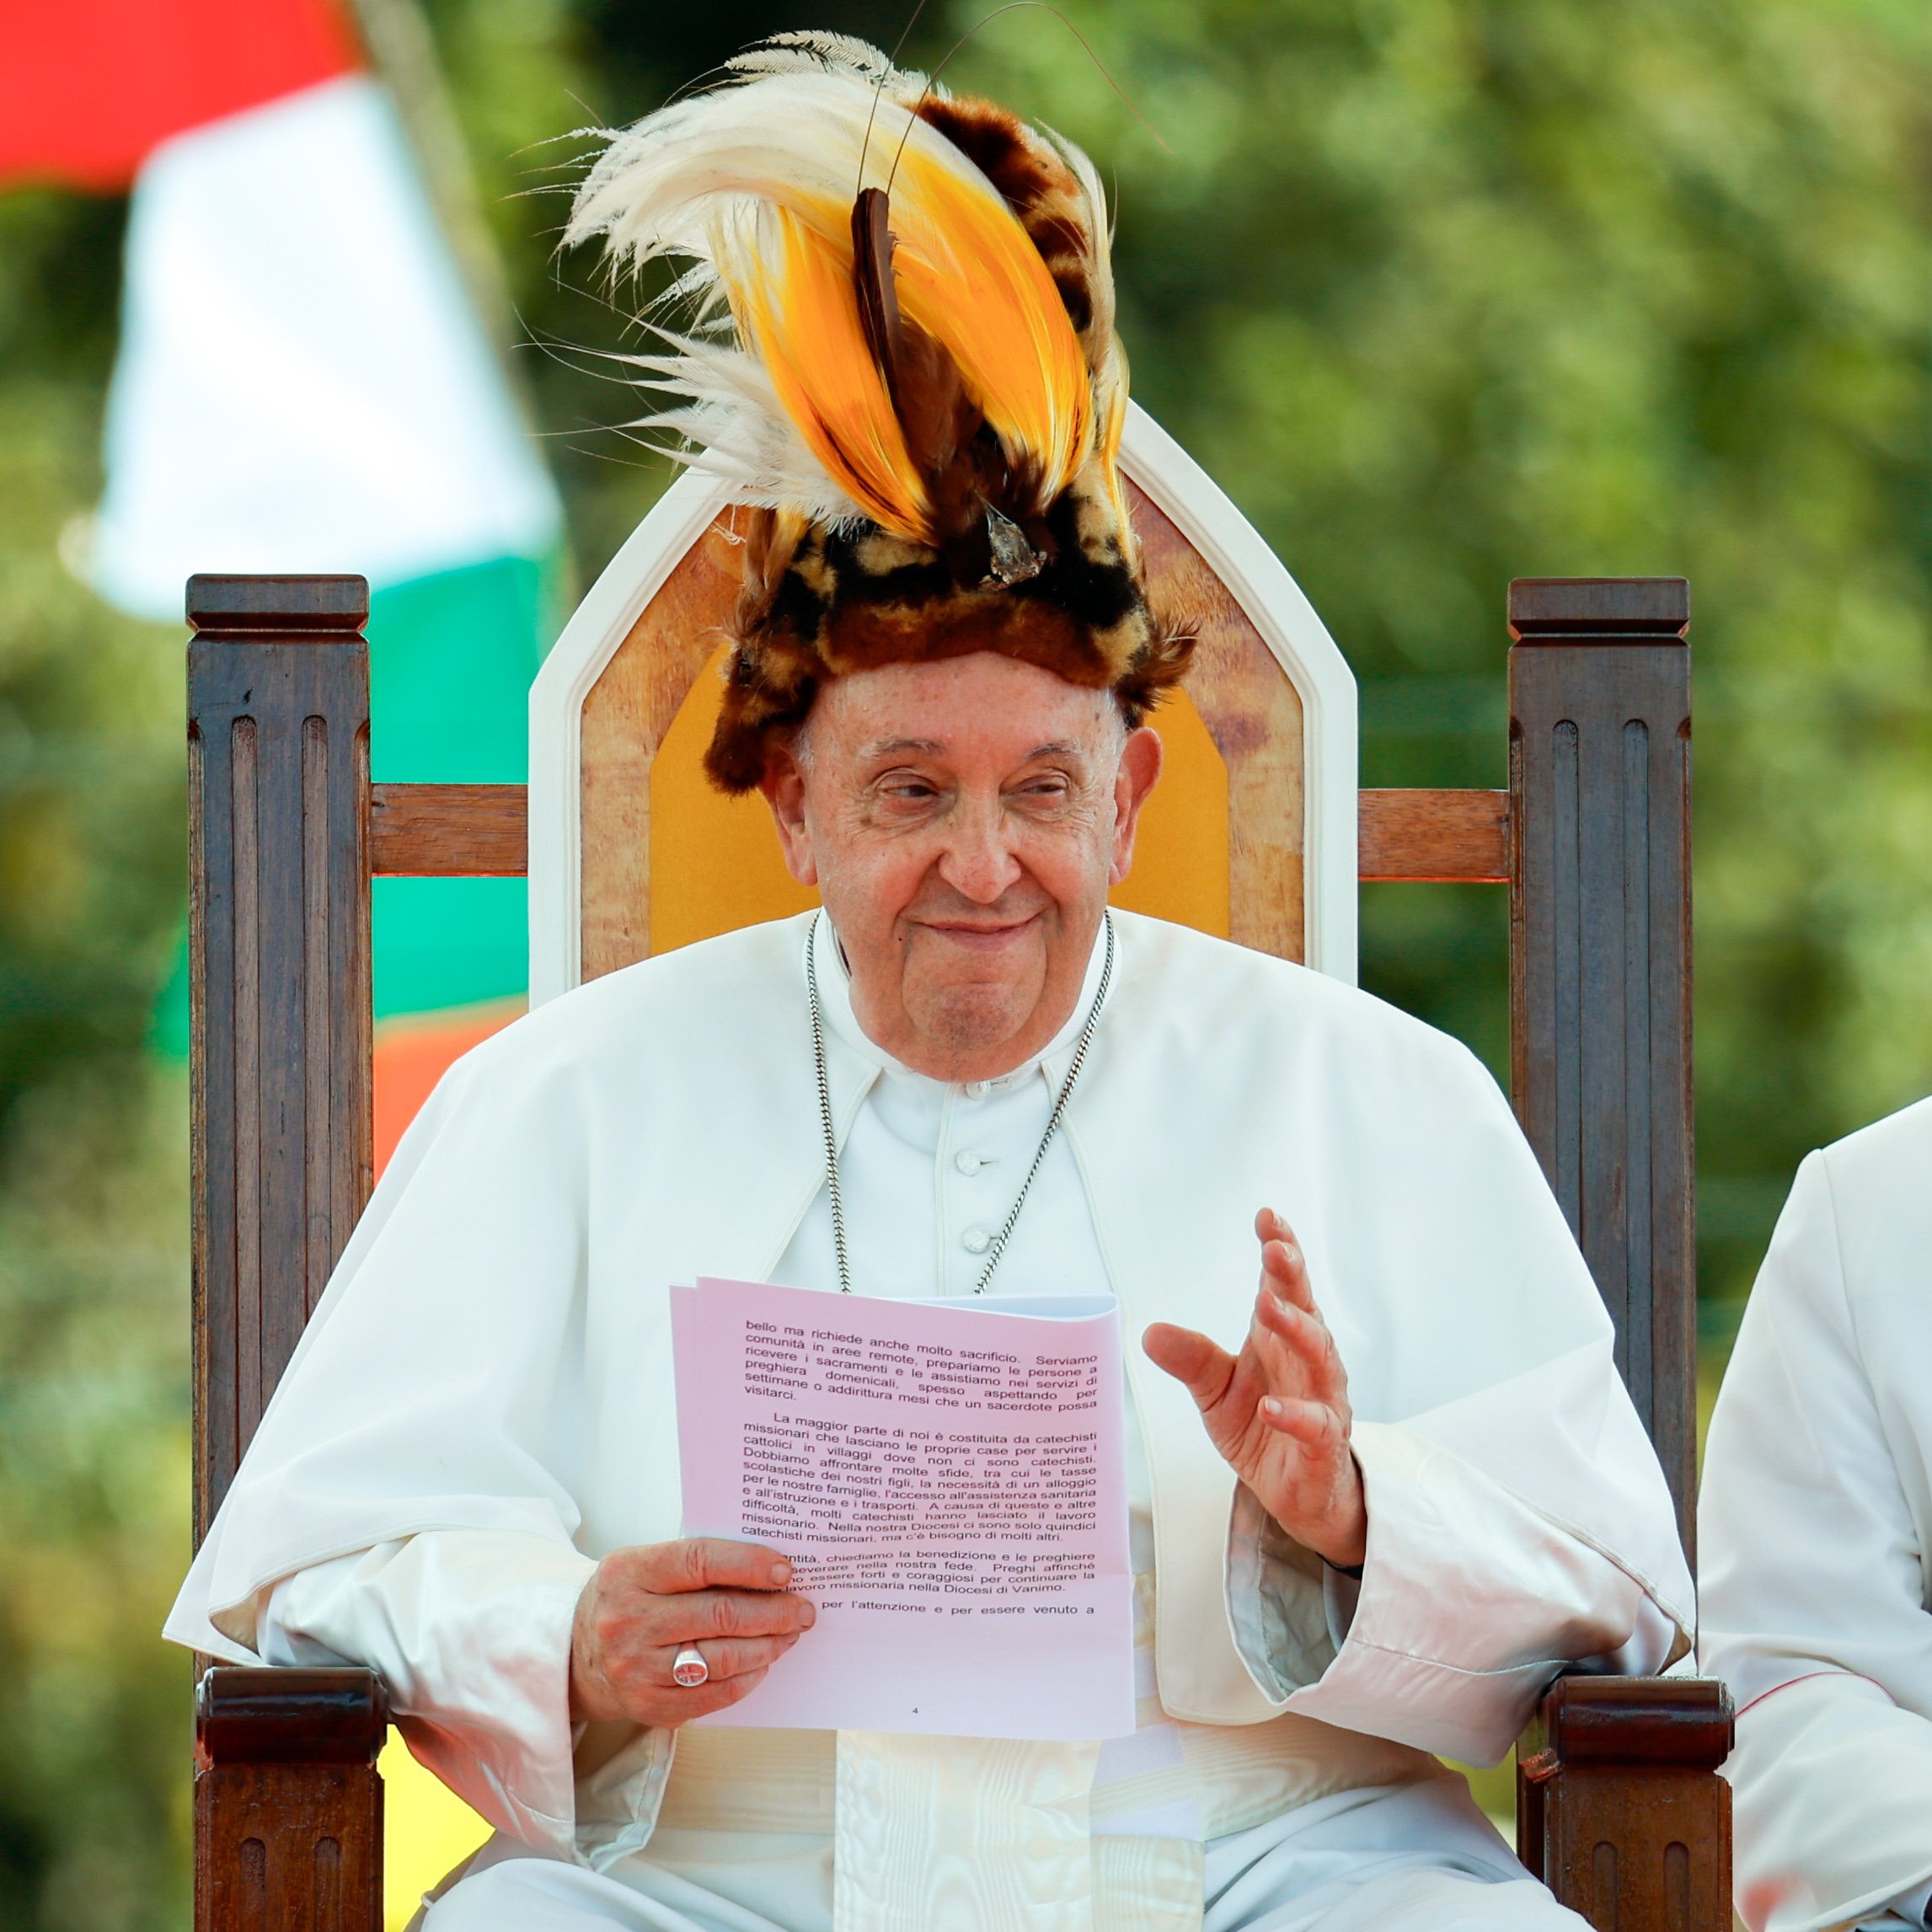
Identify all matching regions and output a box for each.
[1013,773,1073,802]
[875,771,943,809]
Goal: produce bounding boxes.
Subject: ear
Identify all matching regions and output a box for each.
[760,741,819,887]
[1107,726,1164,886]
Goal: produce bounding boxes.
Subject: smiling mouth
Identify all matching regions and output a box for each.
[916,914,1042,952]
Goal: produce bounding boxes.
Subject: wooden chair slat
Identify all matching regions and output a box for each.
[370,783,1518,886]
[1358,789,1509,881]
[372,783,527,876]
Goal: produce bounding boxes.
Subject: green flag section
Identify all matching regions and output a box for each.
[150,552,552,1058]
[369,554,552,1020]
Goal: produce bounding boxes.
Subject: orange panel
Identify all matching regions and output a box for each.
[372,1000,523,1176]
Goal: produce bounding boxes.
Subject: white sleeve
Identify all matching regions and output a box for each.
[1700,1152,1932,1932]
[1720,1673,1932,1932]
[256,1529,673,1870]
[1227,1417,1679,1766]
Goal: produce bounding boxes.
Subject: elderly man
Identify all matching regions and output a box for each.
[1701,1097,1932,1932]
[168,38,1690,1932]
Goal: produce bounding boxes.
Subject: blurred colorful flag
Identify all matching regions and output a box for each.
[2,0,558,1164]
[3,0,541,1896]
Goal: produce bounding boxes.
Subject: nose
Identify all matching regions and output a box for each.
[936,798,1024,905]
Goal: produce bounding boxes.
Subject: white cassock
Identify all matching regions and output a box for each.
[1700,1095,1932,1932]
[165,910,1690,1932]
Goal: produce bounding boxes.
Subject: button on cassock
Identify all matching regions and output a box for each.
[962,1228,992,1255]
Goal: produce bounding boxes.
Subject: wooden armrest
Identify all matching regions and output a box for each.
[195,1667,387,1931]
[1517,1675,1733,1932]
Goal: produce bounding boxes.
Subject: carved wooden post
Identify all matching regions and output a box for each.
[189,574,374,1530]
[188,575,381,1932]
[1518,1678,1733,1932]
[196,1670,385,1932]
[1509,578,1695,1554]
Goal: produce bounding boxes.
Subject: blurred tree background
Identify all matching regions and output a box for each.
[3,0,1931,1922]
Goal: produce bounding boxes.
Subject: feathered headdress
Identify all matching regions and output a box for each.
[567,32,1192,791]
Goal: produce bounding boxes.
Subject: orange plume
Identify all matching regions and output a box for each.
[719,206,932,541]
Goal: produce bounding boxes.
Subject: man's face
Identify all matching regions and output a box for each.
[762,652,1163,1083]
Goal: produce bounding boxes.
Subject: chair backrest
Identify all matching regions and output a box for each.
[527,406,1360,1003]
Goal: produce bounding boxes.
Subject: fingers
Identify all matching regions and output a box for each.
[1253,1291,1347,1408]
[676,1587,817,1641]
[622,1538,796,1596]
[646,1631,802,1687]
[1255,1211,1315,1314]
[1259,1394,1346,1449]
[588,1584,815,1663]
[572,1579,814,1726]
[1142,1322,1236,1409]
[648,1665,771,1725]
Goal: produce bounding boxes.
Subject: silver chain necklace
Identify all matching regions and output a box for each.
[806,912,1116,1296]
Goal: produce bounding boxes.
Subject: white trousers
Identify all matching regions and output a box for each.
[420,1778,1587,1932]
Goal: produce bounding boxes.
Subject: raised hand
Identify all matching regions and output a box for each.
[570,1538,816,1727]
[1142,1208,1367,1569]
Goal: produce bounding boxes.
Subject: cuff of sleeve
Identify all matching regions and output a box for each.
[1230,1420,1654,1765]
[572,1722,679,1873]
[271,1531,607,1864]
[1323,1562,1362,1649]
[1887,1881,1932,1929]
[1224,1482,1339,1701]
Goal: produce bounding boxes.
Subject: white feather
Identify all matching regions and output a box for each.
[616,329,859,527]
[566,74,996,271]
[564,56,1006,528]
[724,31,926,100]
[565,37,1116,533]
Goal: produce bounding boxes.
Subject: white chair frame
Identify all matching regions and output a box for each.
[527,404,1360,1006]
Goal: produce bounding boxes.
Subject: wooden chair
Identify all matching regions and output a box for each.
[185,404,1731,1932]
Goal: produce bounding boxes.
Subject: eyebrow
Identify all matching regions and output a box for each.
[861,738,1089,761]
[864,737,947,757]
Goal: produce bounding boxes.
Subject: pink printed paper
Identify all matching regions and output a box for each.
[668,1276,1134,1740]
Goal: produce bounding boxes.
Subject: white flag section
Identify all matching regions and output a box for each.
[91,73,559,619]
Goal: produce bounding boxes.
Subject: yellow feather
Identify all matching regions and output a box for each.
[570,62,1105,535]
[884,144,1093,507]
[704,127,1095,522]
[720,206,932,541]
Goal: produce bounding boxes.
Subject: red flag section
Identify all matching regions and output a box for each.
[0,0,358,189]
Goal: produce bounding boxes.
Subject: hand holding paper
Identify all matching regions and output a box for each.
[1143,1207,1368,1570]
[569,1537,818,1729]
[669,1276,1135,1740]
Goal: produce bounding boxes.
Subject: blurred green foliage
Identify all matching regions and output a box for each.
[3,0,1932,1923]
[0,188,190,1929]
